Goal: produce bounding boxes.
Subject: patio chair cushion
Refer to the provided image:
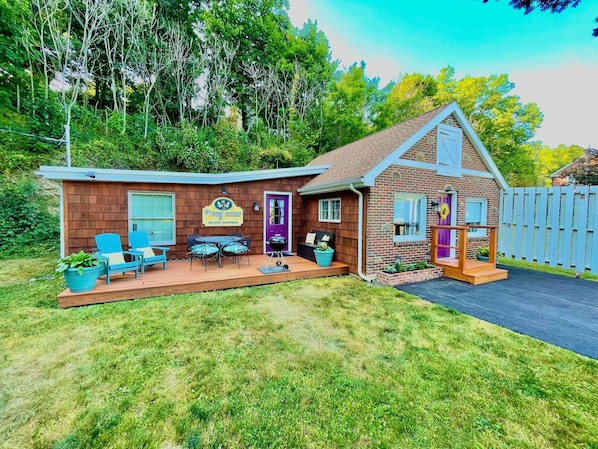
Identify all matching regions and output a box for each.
[191,244,219,256]
[223,243,250,254]
[305,232,317,245]
[137,246,156,259]
[103,251,126,266]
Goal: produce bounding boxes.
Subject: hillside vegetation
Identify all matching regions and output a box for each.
[0,0,585,257]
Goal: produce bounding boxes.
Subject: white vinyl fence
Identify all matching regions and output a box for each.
[500,186,598,274]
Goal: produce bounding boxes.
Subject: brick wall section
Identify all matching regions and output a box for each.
[377,266,444,286]
[62,175,315,259]
[365,117,501,274]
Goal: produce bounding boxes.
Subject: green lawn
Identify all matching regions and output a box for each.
[0,259,597,448]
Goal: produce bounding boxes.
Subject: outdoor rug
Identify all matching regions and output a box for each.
[258,266,291,274]
[396,265,598,360]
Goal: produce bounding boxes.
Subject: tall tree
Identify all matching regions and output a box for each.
[373,73,437,131]
[434,66,543,186]
[320,62,379,153]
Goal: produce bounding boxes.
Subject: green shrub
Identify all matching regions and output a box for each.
[382,260,434,274]
[0,176,59,257]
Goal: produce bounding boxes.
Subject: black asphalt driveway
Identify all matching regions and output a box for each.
[396,265,598,360]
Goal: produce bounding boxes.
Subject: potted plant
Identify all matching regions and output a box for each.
[313,241,334,267]
[56,250,104,293]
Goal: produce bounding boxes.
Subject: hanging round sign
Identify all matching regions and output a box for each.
[439,203,450,220]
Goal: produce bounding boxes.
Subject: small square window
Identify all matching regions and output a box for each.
[319,198,341,223]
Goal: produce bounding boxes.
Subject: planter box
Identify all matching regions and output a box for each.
[377,266,444,287]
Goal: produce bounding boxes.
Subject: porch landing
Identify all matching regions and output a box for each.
[58,254,349,308]
[434,258,508,285]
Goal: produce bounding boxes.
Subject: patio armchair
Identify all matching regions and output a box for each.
[187,235,219,271]
[94,233,141,284]
[221,236,252,268]
[128,230,169,273]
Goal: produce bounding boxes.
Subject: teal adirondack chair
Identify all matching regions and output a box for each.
[95,233,140,284]
[128,231,169,273]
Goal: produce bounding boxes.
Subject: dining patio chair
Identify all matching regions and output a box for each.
[95,233,141,284]
[220,236,252,268]
[128,230,169,273]
[187,235,219,271]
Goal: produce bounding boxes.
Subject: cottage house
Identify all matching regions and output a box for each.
[38,101,507,286]
[551,147,598,186]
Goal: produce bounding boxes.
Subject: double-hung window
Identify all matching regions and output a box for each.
[465,198,488,238]
[393,193,426,242]
[129,192,175,245]
[319,198,341,223]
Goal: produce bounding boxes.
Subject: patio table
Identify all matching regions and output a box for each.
[197,235,242,267]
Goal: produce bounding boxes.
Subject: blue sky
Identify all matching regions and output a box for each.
[288,0,598,148]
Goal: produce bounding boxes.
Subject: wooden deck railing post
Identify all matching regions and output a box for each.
[430,227,438,264]
[458,226,467,271]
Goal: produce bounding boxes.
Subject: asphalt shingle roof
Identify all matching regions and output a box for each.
[303,103,452,190]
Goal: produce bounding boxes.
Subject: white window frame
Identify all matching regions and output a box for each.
[128,192,176,245]
[465,197,488,238]
[393,193,427,242]
[318,198,341,223]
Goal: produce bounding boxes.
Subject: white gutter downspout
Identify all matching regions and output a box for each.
[349,183,374,282]
[48,181,65,258]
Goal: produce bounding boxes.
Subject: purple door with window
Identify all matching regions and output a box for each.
[437,195,452,258]
[265,194,290,252]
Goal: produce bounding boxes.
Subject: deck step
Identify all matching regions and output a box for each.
[442,265,508,285]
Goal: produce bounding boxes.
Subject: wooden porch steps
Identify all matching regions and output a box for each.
[435,258,508,285]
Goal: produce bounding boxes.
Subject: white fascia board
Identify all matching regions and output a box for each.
[392,159,499,180]
[449,104,509,189]
[35,165,330,184]
[298,178,367,195]
[363,103,459,186]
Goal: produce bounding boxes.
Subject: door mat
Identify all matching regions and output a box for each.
[258,266,291,274]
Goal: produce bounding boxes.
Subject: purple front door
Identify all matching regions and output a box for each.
[265,194,290,252]
[437,195,452,258]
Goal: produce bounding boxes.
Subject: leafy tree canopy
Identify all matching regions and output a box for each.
[482,0,598,36]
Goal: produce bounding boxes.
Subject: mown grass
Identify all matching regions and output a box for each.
[499,257,598,282]
[0,259,597,448]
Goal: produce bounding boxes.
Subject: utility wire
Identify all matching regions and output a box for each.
[0,128,65,144]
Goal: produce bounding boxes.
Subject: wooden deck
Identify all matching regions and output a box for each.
[58,254,349,308]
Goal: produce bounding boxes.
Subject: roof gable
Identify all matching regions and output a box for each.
[299,102,507,193]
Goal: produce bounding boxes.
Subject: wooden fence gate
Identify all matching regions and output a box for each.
[500,186,598,274]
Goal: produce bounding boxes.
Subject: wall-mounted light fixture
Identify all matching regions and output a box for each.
[85,171,96,179]
[253,201,260,212]
[220,185,229,195]
[430,200,440,213]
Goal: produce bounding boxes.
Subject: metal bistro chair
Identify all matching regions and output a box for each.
[187,234,219,271]
[128,230,169,274]
[221,236,252,268]
[95,233,141,284]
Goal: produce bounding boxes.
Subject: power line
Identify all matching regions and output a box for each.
[0,128,64,144]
